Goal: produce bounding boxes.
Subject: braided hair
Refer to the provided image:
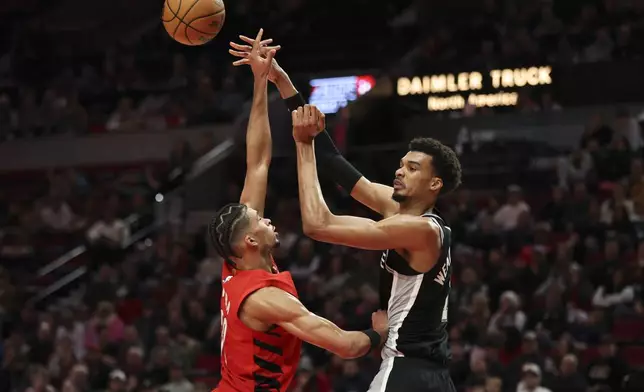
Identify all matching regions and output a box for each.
[208,203,250,266]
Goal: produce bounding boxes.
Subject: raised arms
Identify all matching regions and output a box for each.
[234,29,280,216]
[229,37,399,218]
[292,105,440,252]
[243,286,388,359]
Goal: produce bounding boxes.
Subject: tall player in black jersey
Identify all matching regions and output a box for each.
[292,105,461,392]
[230,37,461,391]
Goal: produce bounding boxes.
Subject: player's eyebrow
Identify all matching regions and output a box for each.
[408,160,421,168]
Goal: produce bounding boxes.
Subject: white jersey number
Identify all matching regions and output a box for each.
[221,288,231,364]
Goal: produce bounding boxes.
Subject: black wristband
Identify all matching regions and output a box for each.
[284,93,306,112]
[316,131,363,192]
[283,91,362,191]
[361,329,381,354]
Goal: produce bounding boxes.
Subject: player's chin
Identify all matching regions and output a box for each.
[391,190,408,203]
[272,234,281,248]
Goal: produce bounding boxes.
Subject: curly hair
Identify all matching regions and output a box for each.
[208,203,250,264]
[408,137,462,194]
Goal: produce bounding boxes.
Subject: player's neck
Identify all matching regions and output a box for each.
[399,199,435,216]
[239,251,273,273]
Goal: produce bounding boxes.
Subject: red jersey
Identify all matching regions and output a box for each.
[216,262,301,392]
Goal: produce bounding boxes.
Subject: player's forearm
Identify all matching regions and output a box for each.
[246,78,271,168]
[306,316,371,359]
[295,141,333,236]
[282,92,363,192]
[273,71,298,99]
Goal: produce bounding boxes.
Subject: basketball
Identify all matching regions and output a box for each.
[162,0,225,46]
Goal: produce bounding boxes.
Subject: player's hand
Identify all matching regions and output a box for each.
[292,105,325,143]
[230,29,280,81]
[229,31,282,83]
[371,310,389,339]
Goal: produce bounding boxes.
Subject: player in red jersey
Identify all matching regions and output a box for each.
[209,29,389,392]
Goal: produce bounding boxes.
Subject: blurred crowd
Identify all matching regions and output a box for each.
[403,0,644,71]
[3,0,644,141]
[2,109,644,392]
[3,0,644,392]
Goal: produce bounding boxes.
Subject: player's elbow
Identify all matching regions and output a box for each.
[302,213,332,240]
[302,221,324,239]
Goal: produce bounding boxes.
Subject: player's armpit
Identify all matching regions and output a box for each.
[350,177,399,218]
[243,287,371,359]
[304,213,440,252]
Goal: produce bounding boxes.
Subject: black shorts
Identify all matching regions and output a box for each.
[367,357,456,392]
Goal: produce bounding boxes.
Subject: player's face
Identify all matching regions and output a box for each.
[245,207,280,251]
[392,151,442,203]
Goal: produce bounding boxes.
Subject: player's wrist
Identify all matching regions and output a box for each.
[361,329,382,354]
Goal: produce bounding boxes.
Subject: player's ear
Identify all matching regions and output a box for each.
[244,234,258,248]
[430,177,443,192]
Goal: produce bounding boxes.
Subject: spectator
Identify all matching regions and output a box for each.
[106,97,143,133]
[517,363,551,392]
[39,193,85,233]
[585,336,629,391]
[106,369,127,392]
[557,151,592,189]
[289,238,321,282]
[332,359,369,392]
[161,361,194,392]
[86,205,130,248]
[488,291,527,334]
[551,354,586,392]
[25,365,56,392]
[493,186,531,231]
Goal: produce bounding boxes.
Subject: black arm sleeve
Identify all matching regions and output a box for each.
[283,93,363,192]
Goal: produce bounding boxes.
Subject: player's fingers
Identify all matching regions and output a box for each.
[228,49,249,58]
[264,45,281,52]
[229,42,252,51]
[260,38,273,46]
[297,106,304,123]
[232,59,249,66]
[303,104,311,120]
[239,35,255,44]
[291,109,298,124]
[265,49,277,63]
[253,28,264,49]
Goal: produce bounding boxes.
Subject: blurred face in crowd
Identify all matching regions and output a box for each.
[37,322,52,341]
[522,371,540,389]
[560,354,578,376]
[486,377,502,392]
[392,151,441,205]
[604,240,619,260]
[156,326,171,345]
[342,360,359,377]
[522,336,538,354]
[170,366,184,381]
[461,267,478,286]
[507,190,522,205]
[471,358,487,375]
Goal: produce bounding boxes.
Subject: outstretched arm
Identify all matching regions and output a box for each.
[230,37,398,217]
[235,29,279,216]
[286,96,399,217]
[244,286,387,359]
[292,106,438,251]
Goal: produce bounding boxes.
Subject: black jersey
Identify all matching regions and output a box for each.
[378,212,452,366]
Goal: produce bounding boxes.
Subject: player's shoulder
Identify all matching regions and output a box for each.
[383,213,442,237]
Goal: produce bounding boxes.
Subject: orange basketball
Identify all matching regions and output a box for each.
[162,0,225,46]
